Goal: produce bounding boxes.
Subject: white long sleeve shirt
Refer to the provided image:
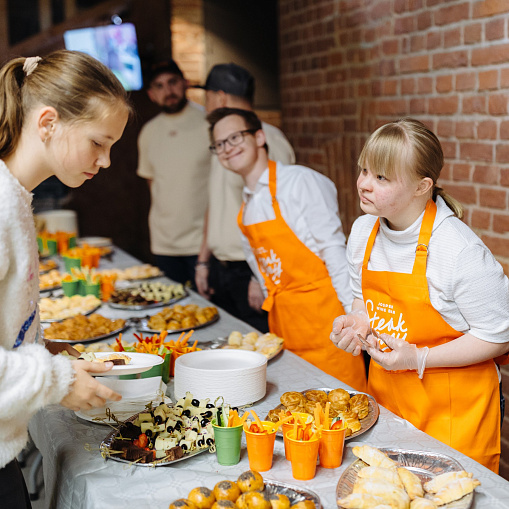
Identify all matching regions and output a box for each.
[240,162,353,311]
[347,196,509,344]
[0,160,74,469]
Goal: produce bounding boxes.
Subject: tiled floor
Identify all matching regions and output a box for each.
[19,442,45,509]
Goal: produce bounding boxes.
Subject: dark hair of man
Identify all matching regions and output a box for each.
[206,107,268,152]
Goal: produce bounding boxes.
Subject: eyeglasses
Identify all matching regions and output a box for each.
[209,129,258,154]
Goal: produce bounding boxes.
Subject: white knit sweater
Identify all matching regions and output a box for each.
[0,160,74,469]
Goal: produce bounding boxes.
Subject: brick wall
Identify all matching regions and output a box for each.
[279,0,509,477]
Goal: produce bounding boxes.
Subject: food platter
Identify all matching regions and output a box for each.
[264,480,322,508]
[268,387,379,440]
[43,322,130,344]
[136,312,220,334]
[39,259,58,274]
[40,303,102,323]
[40,284,62,294]
[108,288,189,310]
[336,448,473,509]
[90,352,164,376]
[77,236,112,248]
[201,337,284,361]
[100,410,210,467]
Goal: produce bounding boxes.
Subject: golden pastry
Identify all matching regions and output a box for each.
[349,393,370,419]
[337,493,386,509]
[328,388,351,408]
[267,409,281,423]
[352,478,410,508]
[235,491,271,509]
[397,467,424,500]
[213,481,241,502]
[237,470,264,493]
[169,500,198,509]
[304,390,328,405]
[430,477,480,506]
[188,487,216,509]
[352,445,397,469]
[280,392,305,408]
[304,400,319,414]
[243,332,259,345]
[410,498,437,509]
[228,331,243,346]
[268,493,290,509]
[211,501,236,509]
[423,471,472,494]
[289,502,316,509]
[357,466,403,488]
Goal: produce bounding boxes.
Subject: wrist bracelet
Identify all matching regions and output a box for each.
[195,261,209,269]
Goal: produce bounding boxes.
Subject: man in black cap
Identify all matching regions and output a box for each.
[137,60,211,287]
[194,63,295,332]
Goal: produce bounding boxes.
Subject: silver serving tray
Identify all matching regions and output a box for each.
[40,303,102,323]
[263,480,322,508]
[108,288,188,310]
[43,322,130,344]
[100,410,209,467]
[269,387,379,440]
[336,448,473,509]
[200,337,284,361]
[137,311,220,335]
[40,284,62,294]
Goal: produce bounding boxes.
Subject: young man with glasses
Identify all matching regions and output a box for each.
[193,63,295,331]
[206,107,367,391]
[137,60,211,287]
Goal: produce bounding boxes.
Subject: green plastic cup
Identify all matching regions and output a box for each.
[83,282,101,298]
[212,419,243,466]
[63,256,81,273]
[47,239,58,256]
[61,280,79,297]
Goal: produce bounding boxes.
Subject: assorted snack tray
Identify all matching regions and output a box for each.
[108,282,188,310]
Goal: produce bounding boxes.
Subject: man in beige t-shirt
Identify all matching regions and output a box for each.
[137,60,211,286]
[194,63,295,331]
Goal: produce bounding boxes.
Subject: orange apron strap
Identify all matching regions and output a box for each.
[362,219,380,269]
[412,199,436,275]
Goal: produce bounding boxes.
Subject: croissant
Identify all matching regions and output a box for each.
[430,477,480,506]
[352,478,410,509]
[353,445,397,469]
[409,498,437,509]
[350,394,370,419]
[337,493,388,509]
[397,468,424,500]
[423,471,472,494]
[358,466,403,488]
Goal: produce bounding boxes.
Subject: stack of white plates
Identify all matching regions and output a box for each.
[174,350,267,407]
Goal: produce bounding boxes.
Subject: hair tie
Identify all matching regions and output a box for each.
[23,56,42,76]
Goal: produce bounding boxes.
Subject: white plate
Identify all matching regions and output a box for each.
[90,352,163,376]
[77,236,112,247]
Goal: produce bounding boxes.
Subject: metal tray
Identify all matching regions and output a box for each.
[40,284,62,294]
[100,410,210,467]
[40,303,102,323]
[43,322,130,344]
[263,480,322,508]
[201,337,284,361]
[268,387,379,440]
[108,288,188,310]
[136,312,220,335]
[336,448,473,509]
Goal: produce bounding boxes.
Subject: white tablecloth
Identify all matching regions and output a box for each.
[30,249,509,508]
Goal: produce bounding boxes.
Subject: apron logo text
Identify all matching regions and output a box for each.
[255,246,282,285]
[366,299,408,340]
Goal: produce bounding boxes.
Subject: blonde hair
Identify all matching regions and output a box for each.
[0,50,131,159]
[358,118,463,218]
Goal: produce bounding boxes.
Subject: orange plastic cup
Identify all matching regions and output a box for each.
[285,429,320,480]
[318,426,345,468]
[282,412,313,461]
[243,421,277,472]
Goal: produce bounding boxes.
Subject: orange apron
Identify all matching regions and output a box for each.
[363,199,500,472]
[237,160,367,391]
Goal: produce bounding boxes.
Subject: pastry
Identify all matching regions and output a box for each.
[169,500,198,509]
[352,478,410,508]
[237,470,264,493]
[337,493,387,508]
[214,481,241,502]
[410,498,437,509]
[211,501,236,509]
[268,493,290,509]
[304,389,328,405]
[289,502,316,509]
[352,445,397,469]
[280,392,305,408]
[430,477,480,506]
[188,487,216,509]
[235,491,271,509]
[349,393,369,419]
[397,467,424,500]
[357,466,403,488]
[228,331,243,346]
[328,388,351,408]
[423,470,472,494]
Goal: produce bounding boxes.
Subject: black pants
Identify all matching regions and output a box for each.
[0,460,31,509]
[153,254,197,289]
[208,256,269,333]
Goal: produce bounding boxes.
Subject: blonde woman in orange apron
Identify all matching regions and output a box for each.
[330,119,509,473]
[207,107,367,391]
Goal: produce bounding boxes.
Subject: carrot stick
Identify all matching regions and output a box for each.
[227,413,234,428]
[240,412,250,426]
[250,409,264,431]
[314,403,321,427]
[190,339,198,351]
[324,401,330,430]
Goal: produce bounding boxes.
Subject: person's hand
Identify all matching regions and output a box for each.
[60,360,122,411]
[330,309,370,356]
[247,279,265,312]
[195,264,213,299]
[45,340,80,357]
[366,334,430,378]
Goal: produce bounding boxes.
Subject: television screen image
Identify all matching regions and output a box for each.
[64,23,143,91]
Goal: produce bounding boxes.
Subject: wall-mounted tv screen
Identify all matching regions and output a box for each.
[64,23,143,91]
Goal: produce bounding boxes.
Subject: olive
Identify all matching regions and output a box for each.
[154,415,163,424]
[200,419,209,427]
[176,404,183,408]
[191,399,200,407]
[175,421,183,430]
[181,443,188,450]
[145,429,153,438]
[197,438,204,447]
[201,411,213,419]
[182,410,191,418]
[206,438,214,446]
[166,425,174,433]
[206,403,214,409]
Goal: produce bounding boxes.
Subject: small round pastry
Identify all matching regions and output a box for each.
[290,501,316,509]
[169,499,198,509]
[237,470,264,493]
[349,393,369,419]
[268,493,291,509]
[280,391,305,408]
[211,501,236,509]
[236,491,271,509]
[243,332,259,345]
[327,388,351,409]
[188,487,216,509]
[304,400,318,414]
[228,331,243,346]
[304,390,328,405]
[214,480,241,502]
[266,408,281,423]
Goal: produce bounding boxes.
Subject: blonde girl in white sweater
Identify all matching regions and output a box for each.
[0,50,130,507]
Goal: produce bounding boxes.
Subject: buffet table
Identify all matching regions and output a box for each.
[30,248,509,509]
